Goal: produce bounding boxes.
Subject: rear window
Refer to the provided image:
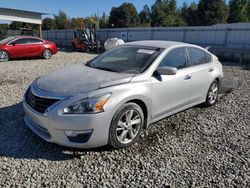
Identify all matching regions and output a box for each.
[28,38,43,44]
[187,47,207,66]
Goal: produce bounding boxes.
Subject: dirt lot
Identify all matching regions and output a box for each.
[0,51,249,187]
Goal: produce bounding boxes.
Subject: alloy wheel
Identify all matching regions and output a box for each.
[116,110,142,144]
[208,82,218,104]
[0,51,9,62]
[43,49,52,59]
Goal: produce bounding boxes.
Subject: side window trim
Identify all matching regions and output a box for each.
[184,47,189,68]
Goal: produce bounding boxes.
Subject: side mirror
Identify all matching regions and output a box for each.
[155,66,177,75]
[11,42,16,46]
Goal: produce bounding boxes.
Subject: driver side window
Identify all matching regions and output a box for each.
[159,47,186,69]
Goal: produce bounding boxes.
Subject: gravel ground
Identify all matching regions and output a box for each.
[0,51,249,187]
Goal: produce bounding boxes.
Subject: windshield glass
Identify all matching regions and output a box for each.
[87,46,161,74]
[0,37,15,44]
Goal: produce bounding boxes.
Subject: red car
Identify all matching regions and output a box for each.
[0,36,58,62]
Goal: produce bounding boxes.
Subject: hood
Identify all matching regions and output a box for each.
[36,64,134,94]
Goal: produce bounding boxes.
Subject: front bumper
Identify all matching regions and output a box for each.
[23,87,113,149]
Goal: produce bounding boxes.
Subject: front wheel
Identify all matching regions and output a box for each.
[42,49,52,59]
[204,80,219,107]
[0,50,9,62]
[109,103,144,149]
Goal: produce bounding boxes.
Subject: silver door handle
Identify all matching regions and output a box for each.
[209,68,214,72]
[184,75,192,80]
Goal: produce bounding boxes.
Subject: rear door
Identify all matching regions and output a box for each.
[151,47,193,121]
[26,38,44,56]
[186,47,214,102]
[7,38,28,58]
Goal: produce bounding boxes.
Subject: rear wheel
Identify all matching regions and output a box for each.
[204,80,219,107]
[42,49,52,59]
[109,103,144,149]
[0,50,9,62]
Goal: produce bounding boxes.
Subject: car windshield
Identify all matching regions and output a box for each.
[86,46,161,74]
[0,37,15,44]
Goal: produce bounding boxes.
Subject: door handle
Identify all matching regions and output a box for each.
[209,68,214,72]
[184,75,192,80]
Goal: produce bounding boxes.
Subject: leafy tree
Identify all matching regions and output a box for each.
[99,12,109,28]
[181,1,199,26]
[9,21,36,30]
[151,0,179,27]
[54,10,69,29]
[0,24,9,34]
[71,17,84,29]
[151,0,168,26]
[248,1,250,20]
[42,18,55,30]
[197,0,229,26]
[139,5,151,27]
[9,21,23,29]
[228,0,250,23]
[109,3,139,28]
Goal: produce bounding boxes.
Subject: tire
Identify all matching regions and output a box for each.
[0,50,9,62]
[203,80,219,107]
[42,49,52,59]
[109,103,144,149]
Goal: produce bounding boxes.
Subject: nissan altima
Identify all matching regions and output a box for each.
[23,40,223,149]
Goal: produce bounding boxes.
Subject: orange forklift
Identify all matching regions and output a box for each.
[72,22,100,52]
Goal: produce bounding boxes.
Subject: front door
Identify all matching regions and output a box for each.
[8,38,29,58]
[151,47,193,121]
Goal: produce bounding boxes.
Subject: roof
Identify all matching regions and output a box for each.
[125,40,197,49]
[0,7,48,15]
[0,7,48,25]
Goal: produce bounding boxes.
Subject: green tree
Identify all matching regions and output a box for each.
[54,10,69,29]
[151,0,179,27]
[139,5,151,27]
[99,12,109,28]
[181,1,199,26]
[228,0,250,23]
[151,0,168,26]
[0,24,9,34]
[9,21,23,29]
[248,1,250,19]
[197,0,229,26]
[109,3,139,28]
[71,17,84,29]
[42,18,55,30]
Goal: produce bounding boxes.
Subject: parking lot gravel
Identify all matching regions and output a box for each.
[0,51,249,187]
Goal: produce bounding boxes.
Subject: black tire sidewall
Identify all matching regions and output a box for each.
[108,103,144,149]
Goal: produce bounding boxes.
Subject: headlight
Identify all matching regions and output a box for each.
[63,93,111,114]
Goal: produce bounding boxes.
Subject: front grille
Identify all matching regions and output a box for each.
[26,88,60,114]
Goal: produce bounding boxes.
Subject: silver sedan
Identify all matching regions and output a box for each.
[23,41,223,149]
